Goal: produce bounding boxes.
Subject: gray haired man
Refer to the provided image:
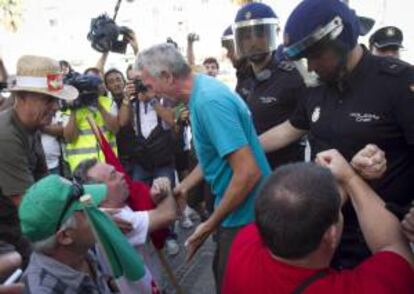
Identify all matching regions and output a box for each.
[135,43,271,290]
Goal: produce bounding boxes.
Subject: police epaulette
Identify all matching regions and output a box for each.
[277,60,295,72]
[379,57,411,76]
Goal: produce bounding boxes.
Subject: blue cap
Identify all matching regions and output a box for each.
[234,2,278,23]
[284,0,359,58]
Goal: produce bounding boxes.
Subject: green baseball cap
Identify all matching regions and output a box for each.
[19,175,107,242]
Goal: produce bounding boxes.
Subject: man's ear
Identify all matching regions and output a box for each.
[56,228,75,246]
[321,224,340,251]
[160,70,173,84]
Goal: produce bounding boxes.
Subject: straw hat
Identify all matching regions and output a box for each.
[8,55,78,101]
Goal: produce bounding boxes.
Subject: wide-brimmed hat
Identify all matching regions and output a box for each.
[8,55,78,101]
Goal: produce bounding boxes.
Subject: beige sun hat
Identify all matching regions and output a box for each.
[8,55,78,101]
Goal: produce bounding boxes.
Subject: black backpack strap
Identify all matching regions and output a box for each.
[292,270,328,294]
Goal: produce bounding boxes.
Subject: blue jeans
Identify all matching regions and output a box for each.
[131,163,177,240]
[131,163,176,188]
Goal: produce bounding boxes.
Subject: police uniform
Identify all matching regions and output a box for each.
[245,53,307,168]
[234,58,253,101]
[290,48,414,267]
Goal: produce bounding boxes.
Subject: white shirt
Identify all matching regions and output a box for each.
[98,206,160,294]
[41,112,69,169]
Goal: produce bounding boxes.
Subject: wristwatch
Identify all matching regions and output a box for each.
[149,97,159,108]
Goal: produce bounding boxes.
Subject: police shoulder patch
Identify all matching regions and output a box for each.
[277,60,295,72]
[379,58,410,76]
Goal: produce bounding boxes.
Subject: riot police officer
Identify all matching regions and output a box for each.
[233,2,307,169]
[221,25,251,101]
[261,0,414,269]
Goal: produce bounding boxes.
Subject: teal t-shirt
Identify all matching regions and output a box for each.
[189,74,271,228]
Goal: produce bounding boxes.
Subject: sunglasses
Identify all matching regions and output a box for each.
[55,181,85,232]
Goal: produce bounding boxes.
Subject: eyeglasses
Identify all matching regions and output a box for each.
[55,182,85,232]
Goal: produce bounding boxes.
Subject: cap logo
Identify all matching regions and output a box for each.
[311,106,321,123]
[47,73,64,91]
[386,28,395,37]
[244,11,252,20]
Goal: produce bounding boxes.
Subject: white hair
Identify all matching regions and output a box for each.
[135,43,191,78]
[32,215,78,253]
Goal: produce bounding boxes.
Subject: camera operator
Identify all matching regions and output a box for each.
[62,74,119,172]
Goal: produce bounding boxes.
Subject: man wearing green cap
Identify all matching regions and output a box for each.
[18,175,114,293]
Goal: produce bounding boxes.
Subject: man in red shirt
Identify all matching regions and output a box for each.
[223,149,414,293]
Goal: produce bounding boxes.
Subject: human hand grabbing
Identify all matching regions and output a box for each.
[151,177,172,204]
[351,144,386,180]
[316,149,357,185]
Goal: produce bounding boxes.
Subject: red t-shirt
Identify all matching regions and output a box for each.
[222,224,414,294]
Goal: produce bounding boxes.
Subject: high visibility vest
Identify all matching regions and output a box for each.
[65,96,117,171]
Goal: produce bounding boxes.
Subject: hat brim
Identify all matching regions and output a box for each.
[8,84,79,101]
[374,42,403,49]
[64,183,108,220]
[74,183,108,210]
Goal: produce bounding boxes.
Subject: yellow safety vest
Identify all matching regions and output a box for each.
[65,96,117,171]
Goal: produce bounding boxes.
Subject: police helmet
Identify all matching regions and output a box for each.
[221,25,234,50]
[233,2,279,60]
[283,0,360,60]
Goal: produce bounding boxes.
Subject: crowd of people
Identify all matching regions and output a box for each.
[1,0,414,293]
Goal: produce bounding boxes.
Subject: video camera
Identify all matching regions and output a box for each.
[87,14,132,54]
[62,74,102,110]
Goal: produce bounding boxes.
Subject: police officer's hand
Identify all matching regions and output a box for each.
[351,144,387,180]
[402,204,414,243]
[151,177,171,204]
[316,149,357,185]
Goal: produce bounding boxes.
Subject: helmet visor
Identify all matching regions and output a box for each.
[234,20,278,59]
[284,16,344,60]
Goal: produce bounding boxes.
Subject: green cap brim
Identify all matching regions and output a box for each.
[62,183,107,221]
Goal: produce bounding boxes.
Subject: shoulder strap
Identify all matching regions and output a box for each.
[292,270,328,294]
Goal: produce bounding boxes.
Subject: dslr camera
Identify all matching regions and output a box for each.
[87,14,132,54]
[133,79,148,95]
[62,74,102,110]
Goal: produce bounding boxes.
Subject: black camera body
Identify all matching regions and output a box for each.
[87,14,132,54]
[62,75,102,110]
[133,79,148,94]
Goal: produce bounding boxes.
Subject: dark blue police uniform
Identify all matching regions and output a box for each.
[290,48,414,268]
[246,53,307,168]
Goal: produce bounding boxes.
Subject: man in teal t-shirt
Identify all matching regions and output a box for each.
[136,43,271,291]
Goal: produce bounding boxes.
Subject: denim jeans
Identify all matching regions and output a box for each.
[131,163,177,240]
[131,163,176,188]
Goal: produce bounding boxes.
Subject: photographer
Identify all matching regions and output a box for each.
[62,74,119,172]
